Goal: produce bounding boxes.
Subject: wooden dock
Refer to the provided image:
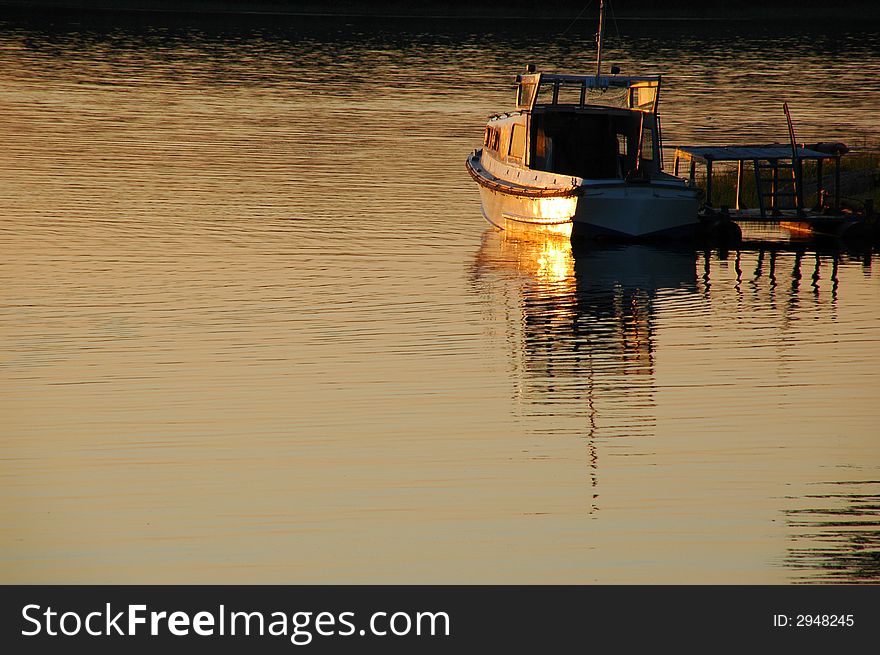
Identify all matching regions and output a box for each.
[671,102,878,242]
[673,142,848,218]
[674,140,877,242]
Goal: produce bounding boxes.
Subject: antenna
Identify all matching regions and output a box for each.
[596,0,606,79]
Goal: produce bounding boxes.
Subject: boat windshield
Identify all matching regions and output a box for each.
[517,73,661,113]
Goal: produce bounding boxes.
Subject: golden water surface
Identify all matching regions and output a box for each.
[1,13,878,583]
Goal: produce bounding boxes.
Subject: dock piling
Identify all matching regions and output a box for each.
[753,159,766,219]
[735,160,744,210]
[705,159,713,207]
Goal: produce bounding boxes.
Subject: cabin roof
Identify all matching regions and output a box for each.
[537,73,661,87]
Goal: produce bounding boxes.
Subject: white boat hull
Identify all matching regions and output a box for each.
[468,151,700,239]
[477,186,578,237]
[477,182,699,239]
[572,183,700,238]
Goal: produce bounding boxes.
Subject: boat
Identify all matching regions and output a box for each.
[465,0,700,240]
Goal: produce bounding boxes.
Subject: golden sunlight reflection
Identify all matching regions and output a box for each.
[533,196,578,221]
[496,229,575,283]
[535,242,573,283]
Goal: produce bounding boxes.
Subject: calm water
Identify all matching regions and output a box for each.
[1,12,879,583]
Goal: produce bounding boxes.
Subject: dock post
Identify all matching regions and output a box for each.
[834,154,841,212]
[770,160,779,216]
[706,158,713,208]
[753,159,766,219]
[815,158,824,210]
[674,155,680,177]
[735,160,744,210]
[795,158,806,217]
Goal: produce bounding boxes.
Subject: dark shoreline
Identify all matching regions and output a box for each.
[2,0,880,21]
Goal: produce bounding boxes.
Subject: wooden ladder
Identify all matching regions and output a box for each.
[747,104,807,219]
[754,160,798,217]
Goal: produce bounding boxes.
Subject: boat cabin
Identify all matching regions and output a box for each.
[483,72,665,181]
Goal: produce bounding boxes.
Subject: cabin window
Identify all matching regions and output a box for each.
[485,126,501,152]
[535,82,555,106]
[534,130,552,170]
[630,85,658,112]
[509,124,526,161]
[556,82,584,105]
[640,127,654,162]
[517,82,536,107]
[531,112,638,179]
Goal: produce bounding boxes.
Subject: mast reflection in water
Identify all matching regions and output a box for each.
[471,231,697,512]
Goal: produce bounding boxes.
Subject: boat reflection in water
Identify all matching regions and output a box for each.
[470,226,697,442]
[472,228,878,579]
[471,229,696,511]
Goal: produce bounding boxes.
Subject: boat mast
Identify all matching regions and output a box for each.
[596,0,606,79]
